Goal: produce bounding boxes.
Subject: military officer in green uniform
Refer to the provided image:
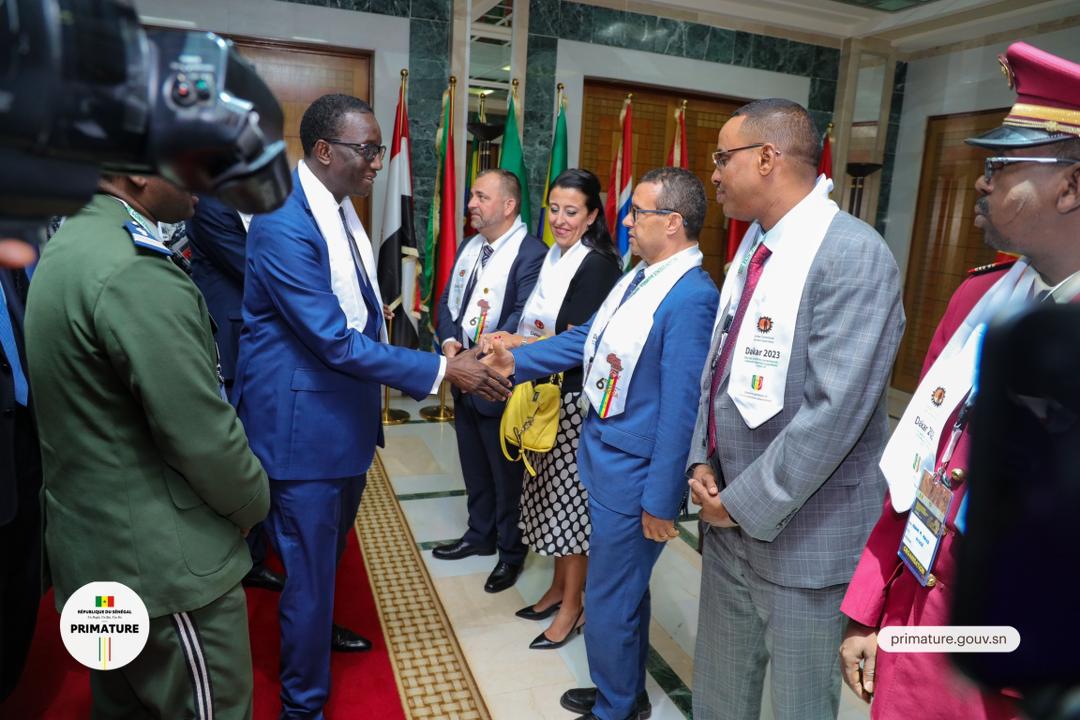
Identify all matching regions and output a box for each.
[25,174,269,719]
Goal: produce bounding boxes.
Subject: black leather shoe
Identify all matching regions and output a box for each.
[560,688,651,719]
[331,624,372,652]
[242,566,286,592]
[431,538,496,561]
[529,609,584,649]
[483,561,523,593]
[515,601,561,621]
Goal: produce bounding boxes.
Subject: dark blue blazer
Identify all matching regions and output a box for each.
[0,269,31,524]
[233,169,440,481]
[187,196,246,386]
[436,229,547,417]
[513,267,719,519]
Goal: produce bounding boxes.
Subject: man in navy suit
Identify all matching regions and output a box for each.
[0,267,41,701]
[187,195,286,593]
[485,168,719,720]
[431,169,547,594]
[233,94,509,719]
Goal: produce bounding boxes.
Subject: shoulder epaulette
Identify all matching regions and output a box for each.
[123,221,171,257]
[967,260,1017,276]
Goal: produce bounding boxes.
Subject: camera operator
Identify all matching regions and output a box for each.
[24,176,270,718]
[838,42,1080,720]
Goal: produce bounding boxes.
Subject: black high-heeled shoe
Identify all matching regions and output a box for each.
[528,609,585,650]
[515,601,561,621]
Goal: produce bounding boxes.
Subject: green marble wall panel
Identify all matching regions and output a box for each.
[521,2,844,223]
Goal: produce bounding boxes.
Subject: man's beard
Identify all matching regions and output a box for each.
[976,196,1015,254]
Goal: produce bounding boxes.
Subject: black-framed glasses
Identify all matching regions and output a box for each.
[983,156,1080,183]
[712,143,774,169]
[630,206,680,224]
[324,139,387,162]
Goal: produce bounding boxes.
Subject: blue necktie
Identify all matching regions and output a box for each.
[0,287,28,406]
[339,208,382,339]
[618,268,646,308]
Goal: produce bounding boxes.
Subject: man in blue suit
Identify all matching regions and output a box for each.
[432,169,547,593]
[187,195,286,593]
[485,167,719,720]
[233,94,510,719]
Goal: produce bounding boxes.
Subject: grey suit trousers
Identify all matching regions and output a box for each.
[693,527,847,720]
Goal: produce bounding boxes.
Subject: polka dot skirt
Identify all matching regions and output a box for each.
[519,391,591,557]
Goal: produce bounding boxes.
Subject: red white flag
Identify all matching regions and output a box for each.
[666,102,689,169]
[605,95,633,267]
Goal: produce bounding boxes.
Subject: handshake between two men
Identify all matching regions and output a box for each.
[440,332,518,402]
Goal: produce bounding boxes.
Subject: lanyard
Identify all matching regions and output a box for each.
[934,393,975,489]
[583,256,676,379]
[107,195,161,241]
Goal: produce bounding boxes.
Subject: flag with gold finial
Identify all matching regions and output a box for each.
[666,101,689,169]
[537,88,568,246]
[422,79,457,330]
[606,94,633,267]
[499,84,531,227]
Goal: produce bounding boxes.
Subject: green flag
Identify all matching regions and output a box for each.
[499,94,531,227]
[538,94,568,246]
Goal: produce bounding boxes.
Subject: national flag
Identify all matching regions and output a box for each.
[95,596,114,608]
[537,90,568,246]
[463,137,479,237]
[606,95,633,267]
[725,217,751,265]
[666,101,689,169]
[376,70,420,348]
[818,124,833,180]
[499,93,531,227]
[422,81,458,328]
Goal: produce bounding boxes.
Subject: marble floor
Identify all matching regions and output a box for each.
[379,391,876,720]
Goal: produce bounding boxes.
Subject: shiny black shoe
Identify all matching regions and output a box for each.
[560,687,652,719]
[515,600,561,621]
[431,538,496,561]
[331,624,372,652]
[242,566,286,592]
[529,609,584,649]
[483,561,523,593]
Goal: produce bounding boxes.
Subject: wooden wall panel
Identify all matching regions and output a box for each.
[892,108,1008,393]
[580,80,745,286]
[231,38,373,228]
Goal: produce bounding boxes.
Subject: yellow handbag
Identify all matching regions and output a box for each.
[500,373,562,476]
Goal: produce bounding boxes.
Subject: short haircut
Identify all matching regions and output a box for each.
[733,98,820,170]
[1054,136,1080,160]
[639,166,707,240]
[476,168,522,212]
[299,94,373,157]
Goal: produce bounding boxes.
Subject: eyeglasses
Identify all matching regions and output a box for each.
[324,139,387,162]
[983,156,1080,183]
[712,143,774,169]
[630,206,680,224]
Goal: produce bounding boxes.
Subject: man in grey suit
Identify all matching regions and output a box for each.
[687,98,904,720]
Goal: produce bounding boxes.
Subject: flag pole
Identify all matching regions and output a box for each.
[382,313,410,425]
[421,76,456,423]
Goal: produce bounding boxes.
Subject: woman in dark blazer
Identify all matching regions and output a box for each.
[483,169,623,649]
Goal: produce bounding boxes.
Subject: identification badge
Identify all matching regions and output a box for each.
[899,470,954,586]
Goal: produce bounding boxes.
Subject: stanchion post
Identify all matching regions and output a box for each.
[382,315,410,425]
[420,378,454,422]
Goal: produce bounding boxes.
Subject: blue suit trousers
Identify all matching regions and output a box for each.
[586,496,665,720]
[266,475,366,719]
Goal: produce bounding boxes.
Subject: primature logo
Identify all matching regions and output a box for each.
[61,582,149,670]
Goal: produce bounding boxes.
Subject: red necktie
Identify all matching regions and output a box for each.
[708,242,772,456]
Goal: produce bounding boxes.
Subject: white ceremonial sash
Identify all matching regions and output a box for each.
[447,220,527,346]
[298,160,387,342]
[880,259,1037,511]
[518,240,590,339]
[726,175,837,428]
[582,245,703,419]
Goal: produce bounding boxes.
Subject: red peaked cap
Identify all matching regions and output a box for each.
[967,42,1080,149]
